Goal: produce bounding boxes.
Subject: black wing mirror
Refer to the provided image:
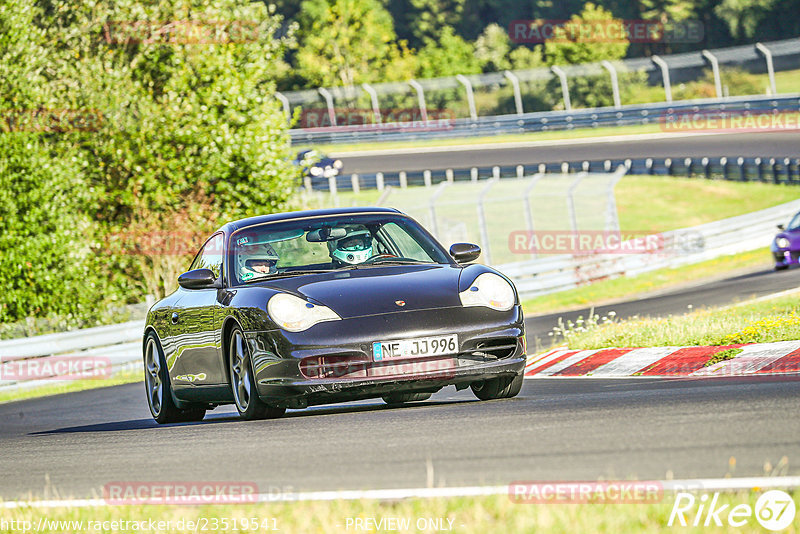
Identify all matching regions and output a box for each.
[777,224,785,230]
[178,268,218,289]
[449,243,481,263]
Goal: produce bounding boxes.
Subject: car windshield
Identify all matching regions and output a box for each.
[787,212,800,231]
[228,213,452,285]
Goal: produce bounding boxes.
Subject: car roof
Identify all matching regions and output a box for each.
[218,207,403,234]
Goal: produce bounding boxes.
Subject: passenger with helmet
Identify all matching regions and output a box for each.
[237,242,280,281]
[328,228,374,267]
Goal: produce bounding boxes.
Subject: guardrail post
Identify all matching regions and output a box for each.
[582,161,590,172]
[755,157,764,182]
[771,158,779,183]
[566,173,586,234]
[785,158,794,183]
[516,165,524,179]
[701,50,723,99]
[423,169,433,187]
[561,162,570,173]
[503,71,524,115]
[446,168,454,182]
[755,43,777,95]
[665,158,673,175]
[318,87,337,126]
[651,55,672,103]
[685,157,693,178]
[275,91,291,124]
[702,157,711,179]
[408,80,428,122]
[471,167,479,183]
[352,173,361,193]
[604,159,612,172]
[328,175,338,195]
[375,172,384,191]
[399,171,408,189]
[539,163,547,174]
[737,157,746,182]
[361,83,381,123]
[523,173,545,258]
[477,178,499,264]
[303,176,313,192]
[492,166,501,179]
[428,181,450,238]
[601,60,621,109]
[456,74,478,121]
[550,66,571,111]
[646,158,654,174]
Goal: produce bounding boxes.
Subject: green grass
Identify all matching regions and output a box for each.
[521,248,771,317]
[0,368,142,405]
[1,491,797,533]
[705,347,744,367]
[555,294,800,350]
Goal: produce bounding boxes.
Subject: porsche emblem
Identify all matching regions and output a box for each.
[395,300,406,307]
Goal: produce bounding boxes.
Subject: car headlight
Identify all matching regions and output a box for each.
[333,159,343,169]
[776,237,790,249]
[267,293,340,332]
[309,166,323,176]
[459,273,515,311]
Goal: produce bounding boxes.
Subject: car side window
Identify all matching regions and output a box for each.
[380,223,431,261]
[190,233,224,279]
[788,213,800,231]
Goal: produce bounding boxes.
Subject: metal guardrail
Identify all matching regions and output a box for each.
[499,199,800,298]
[308,153,800,192]
[291,93,800,145]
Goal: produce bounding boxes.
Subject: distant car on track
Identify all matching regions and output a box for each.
[772,211,800,270]
[142,207,526,423]
[292,149,343,179]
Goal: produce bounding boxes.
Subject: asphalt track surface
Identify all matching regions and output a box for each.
[1,267,799,501]
[335,131,800,174]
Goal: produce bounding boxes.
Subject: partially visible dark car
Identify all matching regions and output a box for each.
[142,207,526,424]
[772,211,800,270]
[293,149,343,180]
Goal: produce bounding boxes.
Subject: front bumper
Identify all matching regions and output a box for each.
[773,248,800,267]
[243,305,525,406]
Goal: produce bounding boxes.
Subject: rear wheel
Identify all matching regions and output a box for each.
[471,372,524,401]
[144,333,206,424]
[382,392,432,405]
[229,327,286,421]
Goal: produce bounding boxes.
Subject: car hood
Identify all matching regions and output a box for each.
[775,230,800,248]
[262,265,463,318]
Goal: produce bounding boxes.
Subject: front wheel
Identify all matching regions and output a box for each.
[144,333,206,424]
[229,327,286,421]
[471,372,524,401]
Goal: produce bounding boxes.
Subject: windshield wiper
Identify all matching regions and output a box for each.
[339,259,433,269]
[241,270,331,283]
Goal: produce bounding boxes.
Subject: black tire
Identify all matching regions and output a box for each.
[228,326,286,421]
[143,333,206,424]
[471,372,524,401]
[382,392,432,405]
[775,264,789,271]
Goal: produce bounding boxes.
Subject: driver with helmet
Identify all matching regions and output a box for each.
[328,228,373,267]
[237,242,280,281]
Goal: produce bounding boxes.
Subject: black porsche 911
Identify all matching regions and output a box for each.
[143,207,526,423]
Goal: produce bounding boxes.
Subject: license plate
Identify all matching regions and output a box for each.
[372,334,458,361]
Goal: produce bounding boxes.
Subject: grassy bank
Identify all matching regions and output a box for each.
[1,491,796,533]
[554,294,800,350]
[0,368,142,405]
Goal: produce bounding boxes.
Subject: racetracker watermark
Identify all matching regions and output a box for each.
[661,110,800,133]
[668,490,796,530]
[298,108,455,130]
[509,19,703,44]
[1,356,111,381]
[103,20,260,45]
[509,481,663,504]
[105,230,207,256]
[102,482,270,505]
[508,230,704,255]
[0,109,103,132]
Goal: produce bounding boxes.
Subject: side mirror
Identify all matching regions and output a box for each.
[777,224,785,230]
[449,243,481,263]
[178,268,218,289]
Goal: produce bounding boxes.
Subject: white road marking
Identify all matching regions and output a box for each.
[589,346,679,377]
[691,340,800,376]
[533,349,601,376]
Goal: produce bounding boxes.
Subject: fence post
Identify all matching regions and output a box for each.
[477,178,499,264]
[428,181,450,238]
[375,172,384,191]
[408,80,428,122]
[318,87,337,126]
[352,173,361,193]
[651,55,672,103]
[701,50,723,99]
[503,71,524,115]
[456,74,478,121]
[275,91,291,124]
[523,173,545,259]
[550,65,571,111]
[601,60,621,109]
[566,173,586,234]
[755,43,777,95]
[605,166,627,232]
[376,185,393,206]
[361,83,381,124]
[399,171,408,189]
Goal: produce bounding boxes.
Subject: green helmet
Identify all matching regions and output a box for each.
[329,229,373,266]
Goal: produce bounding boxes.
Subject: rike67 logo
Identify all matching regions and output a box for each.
[668,490,796,531]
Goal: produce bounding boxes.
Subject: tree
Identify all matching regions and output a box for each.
[416,26,481,78]
[544,3,629,66]
[475,23,511,72]
[714,0,776,41]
